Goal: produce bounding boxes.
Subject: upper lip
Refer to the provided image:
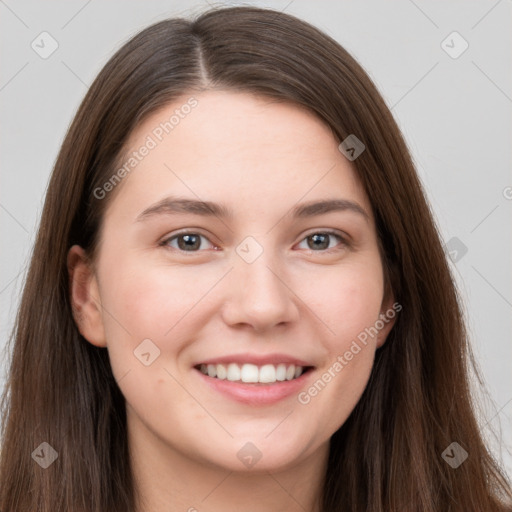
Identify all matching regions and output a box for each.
[195,352,314,367]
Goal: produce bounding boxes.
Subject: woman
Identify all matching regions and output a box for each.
[1,5,511,512]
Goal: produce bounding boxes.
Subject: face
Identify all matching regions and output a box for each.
[69,90,396,473]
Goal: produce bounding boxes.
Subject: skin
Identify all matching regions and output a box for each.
[68,90,396,512]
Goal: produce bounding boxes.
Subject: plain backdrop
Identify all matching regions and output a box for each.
[1,0,511,478]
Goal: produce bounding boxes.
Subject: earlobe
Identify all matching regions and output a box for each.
[67,245,107,348]
[376,295,399,349]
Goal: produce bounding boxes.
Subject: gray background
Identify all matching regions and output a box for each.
[1,0,511,477]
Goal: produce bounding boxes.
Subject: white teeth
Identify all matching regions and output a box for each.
[198,362,306,384]
[276,364,287,381]
[259,364,276,383]
[285,365,296,381]
[216,364,227,380]
[227,363,241,381]
[240,364,259,383]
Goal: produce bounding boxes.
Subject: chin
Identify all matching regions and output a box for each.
[198,428,319,473]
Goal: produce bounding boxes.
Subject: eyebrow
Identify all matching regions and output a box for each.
[136,196,370,223]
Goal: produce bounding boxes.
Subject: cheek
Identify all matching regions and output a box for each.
[296,258,384,431]
[97,257,212,413]
[299,255,385,344]
[99,248,384,352]
[100,256,211,344]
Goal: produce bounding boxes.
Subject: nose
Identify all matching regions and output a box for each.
[220,250,300,333]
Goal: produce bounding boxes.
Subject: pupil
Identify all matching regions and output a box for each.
[178,234,200,251]
[310,233,328,250]
[176,234,330,251]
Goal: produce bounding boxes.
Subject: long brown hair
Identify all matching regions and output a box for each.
[1,6,511,511]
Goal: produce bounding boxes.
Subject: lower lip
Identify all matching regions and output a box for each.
[195,368,314,405]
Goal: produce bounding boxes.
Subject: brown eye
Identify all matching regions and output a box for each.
[297,231,347,252]
[162,232,214,252]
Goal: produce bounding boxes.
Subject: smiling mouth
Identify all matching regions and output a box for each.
[194,362,314,384]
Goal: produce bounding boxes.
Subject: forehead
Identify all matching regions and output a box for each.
[104,90,372,223]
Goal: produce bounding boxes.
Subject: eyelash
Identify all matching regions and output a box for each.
[160,229,349,255]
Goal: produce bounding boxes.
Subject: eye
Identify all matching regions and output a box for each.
[296,231,347,252]
[161,232,216,253]
[161,230,348,254]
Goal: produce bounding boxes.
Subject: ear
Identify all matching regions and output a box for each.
[375,293,399,349]
[67,245,107,348]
